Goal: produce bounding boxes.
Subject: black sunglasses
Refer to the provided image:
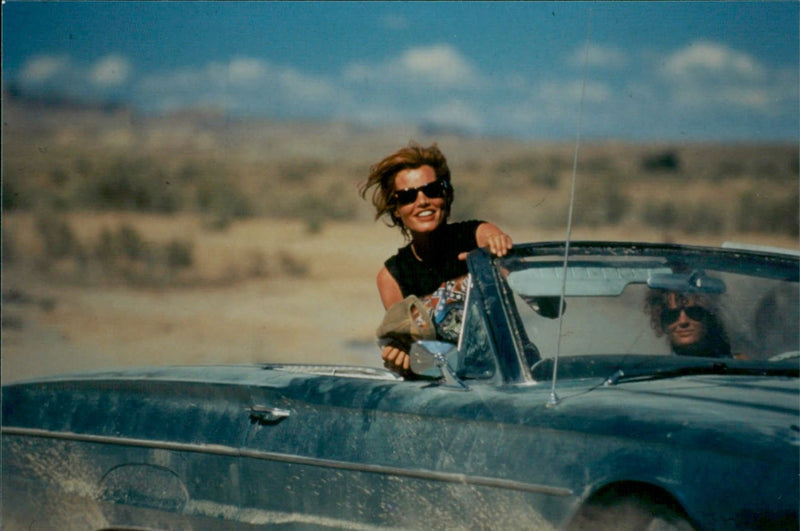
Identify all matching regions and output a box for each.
[660,305,709,327]
[393,180,448,206]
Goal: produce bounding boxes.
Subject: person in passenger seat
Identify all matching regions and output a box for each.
[359,142,513,373]
[644,290,732,358]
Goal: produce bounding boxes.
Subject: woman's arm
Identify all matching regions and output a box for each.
[377,266,403,310]
[376,266,410,371]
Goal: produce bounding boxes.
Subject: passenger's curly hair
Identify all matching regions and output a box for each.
[359,142,454,239]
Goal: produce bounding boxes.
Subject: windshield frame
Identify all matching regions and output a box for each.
[482,241,799,384]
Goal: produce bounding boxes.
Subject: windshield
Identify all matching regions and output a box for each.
[499,248,799,369]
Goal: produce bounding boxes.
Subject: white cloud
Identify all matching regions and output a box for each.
[18,53,132,95]
[570,43,628,69]
[226,58,268,85]
[670,83,777,112]
[663,41,764,81]
[344,44,479,88]
[539,79,611,104]
[277,68,337,104]
[137,57,337,114]
[400,45,476,85]
[139,66,204,92]
[426,100,483,132]
[660,41,787,113]
[19,54,71,84]
[91,55,132,87]
[175,59,270,88]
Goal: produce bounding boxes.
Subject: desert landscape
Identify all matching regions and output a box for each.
[2,94,798,384]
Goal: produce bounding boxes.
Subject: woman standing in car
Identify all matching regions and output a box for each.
[360,142,513,372]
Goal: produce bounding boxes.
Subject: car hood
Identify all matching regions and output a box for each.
[531,373,800,458]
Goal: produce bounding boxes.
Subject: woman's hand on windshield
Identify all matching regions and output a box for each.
[468,222,513,259]
[484,232,513,257]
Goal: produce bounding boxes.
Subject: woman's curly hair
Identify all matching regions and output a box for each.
[359,142,454,239]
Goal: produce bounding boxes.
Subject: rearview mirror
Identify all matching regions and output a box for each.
[647,270,726,293]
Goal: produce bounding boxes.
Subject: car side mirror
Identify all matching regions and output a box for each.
[409,341,467,390]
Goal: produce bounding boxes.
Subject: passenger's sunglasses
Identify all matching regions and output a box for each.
[660,305,708,327]
[393,180,448,206]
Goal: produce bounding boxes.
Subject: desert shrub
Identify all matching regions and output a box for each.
[91,225,194,283]
[2,226,16,265]
[94,228,117,263]
[35,212,82,260]
[641,201,679,230]
[735,188,799,236]
[320,183,359,221]
[573,186,630,226]
[2,175,33,211]
[279,160,323,183]
[296,194,329,234]
[532,172,560,189]
[531,200,572,230]
[642,150,681,173]
[279,251,310,277]
[49,168,70,187]
[675,203,725,235]
[712,160,746,182]
[93,225,149,268]
[492,158,560,190]
[119,225,148,261]
[245,250,268,278]
[582,156,614,175]
[194,167,255,230]
[176,162,203,183]
[93,225,193,269]
[76,156,182,213]
[196,176,254,230]
[74,156,93,177]
[164,239,194,270]
[71,156,252,223]
[303,211,325,235]
[494,158,537,174]
[754,160,781,178]
[288,183,359,233]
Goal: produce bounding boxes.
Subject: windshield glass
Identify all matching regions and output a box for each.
[499,248,799,368]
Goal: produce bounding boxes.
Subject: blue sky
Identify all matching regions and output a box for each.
[3,1,798,141]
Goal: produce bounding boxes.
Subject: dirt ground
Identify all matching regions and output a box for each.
[2,217,391,384]
[2,215,796,385]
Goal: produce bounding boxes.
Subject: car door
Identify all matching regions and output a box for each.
[237,369,571,530]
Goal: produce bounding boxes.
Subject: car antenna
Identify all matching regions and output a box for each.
[549,11,592,408]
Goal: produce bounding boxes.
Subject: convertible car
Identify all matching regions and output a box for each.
[3,241,798,530]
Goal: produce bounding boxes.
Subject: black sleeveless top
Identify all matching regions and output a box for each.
[385,220,484,298]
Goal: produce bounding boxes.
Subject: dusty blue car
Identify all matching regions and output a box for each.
[3,241,798,530]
